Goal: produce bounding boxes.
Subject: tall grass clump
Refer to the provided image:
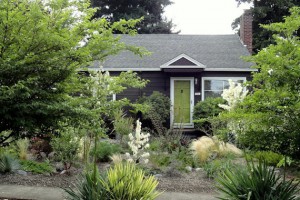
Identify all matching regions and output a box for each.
[216,160,300,200]
[16,138,30,160]
[0,153,20,173]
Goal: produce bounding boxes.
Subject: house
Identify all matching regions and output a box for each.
[89,32,254,129]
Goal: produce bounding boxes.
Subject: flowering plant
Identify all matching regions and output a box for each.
[126,119,150,164]
[218,79,248,111]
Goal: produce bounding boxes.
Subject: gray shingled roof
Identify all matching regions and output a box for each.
[98,34,253,71]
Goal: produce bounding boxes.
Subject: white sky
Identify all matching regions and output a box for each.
[164,0,251,35]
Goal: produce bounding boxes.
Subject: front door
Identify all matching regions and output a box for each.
[171,78,194,128]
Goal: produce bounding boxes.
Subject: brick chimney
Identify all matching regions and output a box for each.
[240,9,253,54]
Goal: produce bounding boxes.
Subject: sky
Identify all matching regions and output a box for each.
[164,0,251,35]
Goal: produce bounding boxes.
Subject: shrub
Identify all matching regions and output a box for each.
[90,141,122,162]
[113,109,134,142]
[203,158,235,179]
[20,160,54,174]
[193,97,225,119]
[16,138,29,160]
[50,128,80,170]
[193,97,225,134]
[102,162,161,200]
[136,91,171,134]
[246,151,285,167]
[0,153,20,173]
[216,160,300,200]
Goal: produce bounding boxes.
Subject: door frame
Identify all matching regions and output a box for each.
[170,77,194,128]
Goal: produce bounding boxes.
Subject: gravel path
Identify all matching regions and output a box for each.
[0,169,216,194]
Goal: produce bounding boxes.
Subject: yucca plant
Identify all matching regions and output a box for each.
[0,153,20,173]
[216,160,300,200]
[65,168,109,200]
[65,162,161,200]
[102,162,161,200]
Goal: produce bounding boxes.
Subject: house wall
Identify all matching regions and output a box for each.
[110,71,252,104]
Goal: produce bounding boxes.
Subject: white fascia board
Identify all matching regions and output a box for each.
[160,53,206,68]
[100,68,161,71]
[204,68,258,72]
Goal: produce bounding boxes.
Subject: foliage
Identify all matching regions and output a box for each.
[235,0,300,53]
[0,0,147,146]
[112,109,134,142]
[101,162,161,200]
[136,91,171,135]
[0,153,20,173]
[216,160,300,200]
[90,0,176,34]
[194,97,225,119]
[218,79,248,111]
[246,151,284,167]
[190,136,242,165]
[65,167,109,200]
[20,160,54,174]
[126,120,150,164]
[149,153,171,168]
[193,97,225,135]
[203,158,236,179]
[50,127,81,170]
[66,162,161,200]
[224,7,300,159]
[16,138,30,160]
[90,141,122,162]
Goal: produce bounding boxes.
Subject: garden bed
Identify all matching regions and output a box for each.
[0,164,216,193]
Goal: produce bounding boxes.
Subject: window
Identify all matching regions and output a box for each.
[202,77,246,100]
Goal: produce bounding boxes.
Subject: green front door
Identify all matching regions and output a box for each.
[174,80,191,123]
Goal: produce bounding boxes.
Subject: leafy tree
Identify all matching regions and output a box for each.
[224,7,300,159]
[0,0,147,146]
[235,0,300,53]
[90,0,176,33]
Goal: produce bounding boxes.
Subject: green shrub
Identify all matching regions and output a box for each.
[50,128,80,170]
[203,158,235,179]
[137,91,171,134]
[254,151,284,166]
[0,153,20,173]
[193,97,225,119]
[216,160,300,200]
[103,162,161,200]
[90,141,122,162]
[193,97,225,134]
[150,153,171,167]
[20,160,54,174]
[113,109,134,142]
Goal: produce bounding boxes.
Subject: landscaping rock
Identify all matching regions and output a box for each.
[185,166,192,172]
[16,170,27,176]
[55,162,64,172]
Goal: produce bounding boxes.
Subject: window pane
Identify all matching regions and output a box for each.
[204,91,222,99]
[204,80,223,90]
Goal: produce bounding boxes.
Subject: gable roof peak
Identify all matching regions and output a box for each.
[160,54,206,69]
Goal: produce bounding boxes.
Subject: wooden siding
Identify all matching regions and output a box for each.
[109,71,251,103]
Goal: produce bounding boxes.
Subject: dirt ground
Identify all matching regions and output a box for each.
[0,164,216,193]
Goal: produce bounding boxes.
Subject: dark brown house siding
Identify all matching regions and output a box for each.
[110,71,252,104]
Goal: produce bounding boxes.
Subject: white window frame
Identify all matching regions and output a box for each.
[201,77,247,101]
[170,77,194,128]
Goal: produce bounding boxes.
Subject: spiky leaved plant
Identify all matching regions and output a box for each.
[216,160,300,200]
[0,153,20,173]
[101,162,161,200]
